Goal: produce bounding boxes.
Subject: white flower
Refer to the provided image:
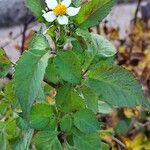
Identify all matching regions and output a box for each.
[43,0,81,25]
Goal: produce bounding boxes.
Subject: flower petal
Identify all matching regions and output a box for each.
[61,0,71,7]
[45,0,58,9]
[57,15,68,25]
[67,7,81,16]
[43,11,56,22]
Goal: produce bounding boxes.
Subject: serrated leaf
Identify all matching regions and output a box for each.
[73,109,100,134]
[0,48,11,78]
[33,131,62,150]
[86,65,149,108]
[76,0,116,29]
[90,33,117,57]
[54,51,82,85]
[73,129,101,150]
[56,84,85,113]
[14,49,49,119]
[81,86,98,113]
[25,0,45,21]
[29,103,53,130]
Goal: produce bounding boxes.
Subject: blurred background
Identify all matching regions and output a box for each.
[0,0,150,149]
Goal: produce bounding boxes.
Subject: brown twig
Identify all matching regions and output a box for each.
[134,0,142,25]
[21,11,35,54]
[112,136,126,149]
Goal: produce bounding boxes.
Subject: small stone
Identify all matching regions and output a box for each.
[0,0,32,27]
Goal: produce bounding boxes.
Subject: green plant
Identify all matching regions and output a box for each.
[0,0,149,149]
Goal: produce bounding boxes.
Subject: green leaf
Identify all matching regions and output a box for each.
[56,84,85,113]
[73,109,100,134]
[101,142,110,150]
[80,86,98,113]
[33,131,62,150]
[14,49,49,119]
[5,120,19,140]
[72,0,81,7]
[63,142,76,150]
[89,56,115,70]
[90,33,116,57]
[76,0,116,29]
[76,28,92,49]
[4,81,19,109]
[73,129,101,150]
[29,31,50,50]
[0,48,11,78]
[98,101,112,114]
[45,59,61,84]
[0,101,8,115]
[75,30,116,71]
[60,115,73,133]
[86,65,149,108]
[36,86,46,102]
[0,123,7,150]
[54,51,81,85]
[29,103,53,130]
[25,0,45,21]
[16,117,30,130]
[14,129,33,150]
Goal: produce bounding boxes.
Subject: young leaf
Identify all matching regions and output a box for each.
[54,51,82,85]
[90,33,117,57]
[56,84,85,113]
[73,109,100,134]
[25,0,45,21]
[14,49,49,119]
[33,131,62,150]
[0,48,11,78]
[76,0,116,29]
[73,129,101,150]
[86,65,149,108]
[29,31,50,50]
[29,103,53,130]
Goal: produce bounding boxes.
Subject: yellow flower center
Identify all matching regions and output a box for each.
[54,4,67,16]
